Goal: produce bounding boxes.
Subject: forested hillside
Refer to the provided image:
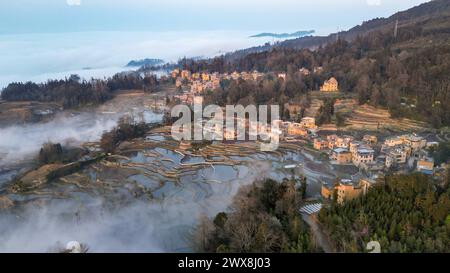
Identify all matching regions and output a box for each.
[193,178,318,253]
[318,173,450,253]
[0,73,159,109]
[224,0,450,57]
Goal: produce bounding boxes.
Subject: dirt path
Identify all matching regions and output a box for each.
[301,213,333,253]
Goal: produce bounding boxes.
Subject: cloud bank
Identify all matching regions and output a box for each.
[0,31,269,89]
[367,0,382,6]
[66,0,82,6]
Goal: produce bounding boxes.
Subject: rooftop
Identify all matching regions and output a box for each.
[408,135,424,142]
[334,148,349,153]
[357,148,375,154]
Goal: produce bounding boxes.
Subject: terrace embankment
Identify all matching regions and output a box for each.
[0,100,62,127]
[342,104,428,132]
[4,123,342,207]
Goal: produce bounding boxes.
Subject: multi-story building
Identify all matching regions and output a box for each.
[287,123,308,136]
[314,138,328,150]
[334,136,347,148]
[406,135,427,152]
[352,147,375,167]
[349,141,361,155]
[300,117,317,130]
[181,70,191,79]
[417,158,434,174]
[385,146,409,168]
[384,135,406,147]
[363,135,378,145]
[327,135,338,149]
[321,178,375,204]
[331,148,352,164]
[320,77,339,92]
[201,73,210,82]
[332,135,354,149]
[171,69,180,78]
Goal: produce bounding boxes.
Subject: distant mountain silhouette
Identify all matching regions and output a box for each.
[250,30,315,39]
[127,58,164,67]
[225,0,450,61]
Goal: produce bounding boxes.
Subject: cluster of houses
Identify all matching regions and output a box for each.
[171,68,339,104]
[320,134,437,204]
[177,113,316,144]
[167,69,441,206]
[313,133,435,174]
[299,66,324,75]
[289,125,439,205]
[171,69,265,104]
[273,117,318,138]
[314,135,377,168]
[314,132,440,204]
[168,92,440,205]
[381,134,437,174]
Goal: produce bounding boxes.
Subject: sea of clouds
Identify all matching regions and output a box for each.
[0,29,277,253]
[0,30,272,89]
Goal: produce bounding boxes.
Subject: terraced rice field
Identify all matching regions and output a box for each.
[345,104,428,132]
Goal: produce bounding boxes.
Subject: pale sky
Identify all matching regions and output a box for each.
[0,0,430,35]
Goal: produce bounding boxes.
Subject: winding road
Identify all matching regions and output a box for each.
[301,213,333,253]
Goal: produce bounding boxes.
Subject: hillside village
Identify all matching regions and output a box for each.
[1,0,450,255]
[317,133,441,203]
[167,68,447,205]
[169,67,337,105]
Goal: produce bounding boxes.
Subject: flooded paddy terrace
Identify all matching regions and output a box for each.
[0,92,356,252]
[0,125,349,252]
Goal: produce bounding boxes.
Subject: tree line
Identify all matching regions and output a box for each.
[38,142,87,165]
[1,73,160,109]
[193,177,319,253]
[100,118,154,153]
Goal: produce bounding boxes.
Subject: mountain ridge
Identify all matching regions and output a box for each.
[224,0,450,61]
[250,30,315,39]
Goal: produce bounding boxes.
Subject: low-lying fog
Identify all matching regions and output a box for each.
[0,154,273,252]
[0,105,325,252]
[0,98,273,252]
[0,31,273,88]
[0,163,270,252]
[0,107,162,170]
[0,113,117,166]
